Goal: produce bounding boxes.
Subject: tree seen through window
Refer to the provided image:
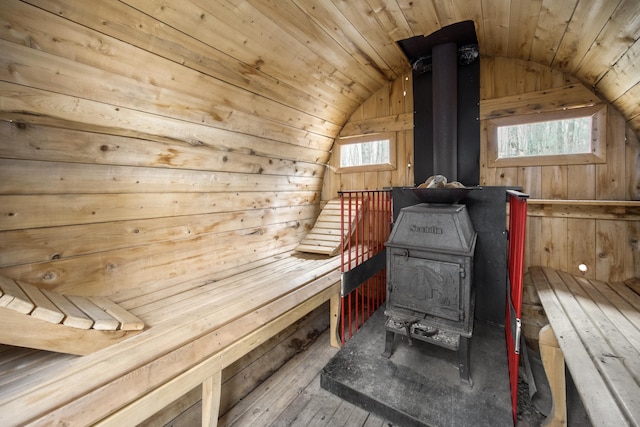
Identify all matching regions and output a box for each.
[340,139,391,168]
[497,116,592,158]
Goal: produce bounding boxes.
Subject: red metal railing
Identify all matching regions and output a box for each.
[339,190,392,345]
[505,190,529,424]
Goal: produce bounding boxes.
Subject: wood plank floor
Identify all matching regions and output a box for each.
[218,329,392,427]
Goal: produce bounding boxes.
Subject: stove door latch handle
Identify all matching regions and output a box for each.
[402,320,417,346]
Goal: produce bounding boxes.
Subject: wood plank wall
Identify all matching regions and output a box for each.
[325,56,640,347]
[321,72,415,199]
[325,56,640,282]
[1,1,638,420]
[0,1,338,296]
[480,57,640,283]
[480,57,640,346]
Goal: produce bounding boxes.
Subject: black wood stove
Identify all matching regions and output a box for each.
[382,199,477,385]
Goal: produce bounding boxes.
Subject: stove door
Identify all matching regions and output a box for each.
[389,252,462,322]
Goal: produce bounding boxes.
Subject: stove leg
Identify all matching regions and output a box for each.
[382,330,395,358]
[458,336,472,386]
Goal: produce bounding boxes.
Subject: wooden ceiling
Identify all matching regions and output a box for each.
[155,0,637,137]
[5,0,640,141]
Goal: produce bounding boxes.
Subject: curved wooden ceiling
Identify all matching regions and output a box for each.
[7,0,640,143]
[168,0,639,137]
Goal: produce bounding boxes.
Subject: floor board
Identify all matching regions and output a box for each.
[219,329,392,427]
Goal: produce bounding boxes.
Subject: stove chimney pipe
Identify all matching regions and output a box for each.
[432,42,457,181]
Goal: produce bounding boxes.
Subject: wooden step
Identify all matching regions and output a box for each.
[295,198,365,256]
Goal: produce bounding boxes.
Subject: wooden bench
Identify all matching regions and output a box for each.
[0,250,343,426]
[529,266,640,426]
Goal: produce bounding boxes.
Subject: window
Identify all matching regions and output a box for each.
[336,133,396,173]
[487,104,607,167]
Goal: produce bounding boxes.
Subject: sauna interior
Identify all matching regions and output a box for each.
[0,1,639,426]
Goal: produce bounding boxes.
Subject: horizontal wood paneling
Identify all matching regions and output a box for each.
[0,206,316,268]
[0,1,343,298]
[339,113,413,137]
[0,160,320,195]
[12,0,361,120]
[0,0,637,331]
[0,122,321,177]
[0,191,318,231]
[0,39,339,140]
[0,0,639,419]
[0,220,311,296]
[0,83,330,163]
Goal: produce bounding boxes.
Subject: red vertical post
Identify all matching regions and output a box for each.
[340,295,345,346]
[364,192,368,323]
[348,191,355,338]
[340,193,346,346]
[355,192,360,333]
[506,190,528,424]
[368,192,373,318]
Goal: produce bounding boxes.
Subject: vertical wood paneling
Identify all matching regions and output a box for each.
[540,217,568,271]
[567,164,596,199]
[479,121,489,185]
[0,0,636,304]
[567,218,596,278]
[525,217,543,268]
[491,167,519,188]
[322,72,414,199]
[480,57,637,283]
[627,127,640,200]
[595,220,627,281]
[626,221,640,279]
[1,0,640,418]
[330,55,638,285]
[597,108,627,199]
[390,75,412,187]
[519,166,542,199]
[541,166,568,199]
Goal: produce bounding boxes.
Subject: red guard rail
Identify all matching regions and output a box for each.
[339,190,392,345]
[505,189,529,424]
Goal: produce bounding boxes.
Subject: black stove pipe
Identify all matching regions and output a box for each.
[432,42,457,181]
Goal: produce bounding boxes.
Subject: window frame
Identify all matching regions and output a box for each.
[487,104,607,167]
[335,132,397,174]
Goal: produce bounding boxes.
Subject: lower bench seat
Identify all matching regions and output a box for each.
[529,266,640,427]
[0,250,343,426]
